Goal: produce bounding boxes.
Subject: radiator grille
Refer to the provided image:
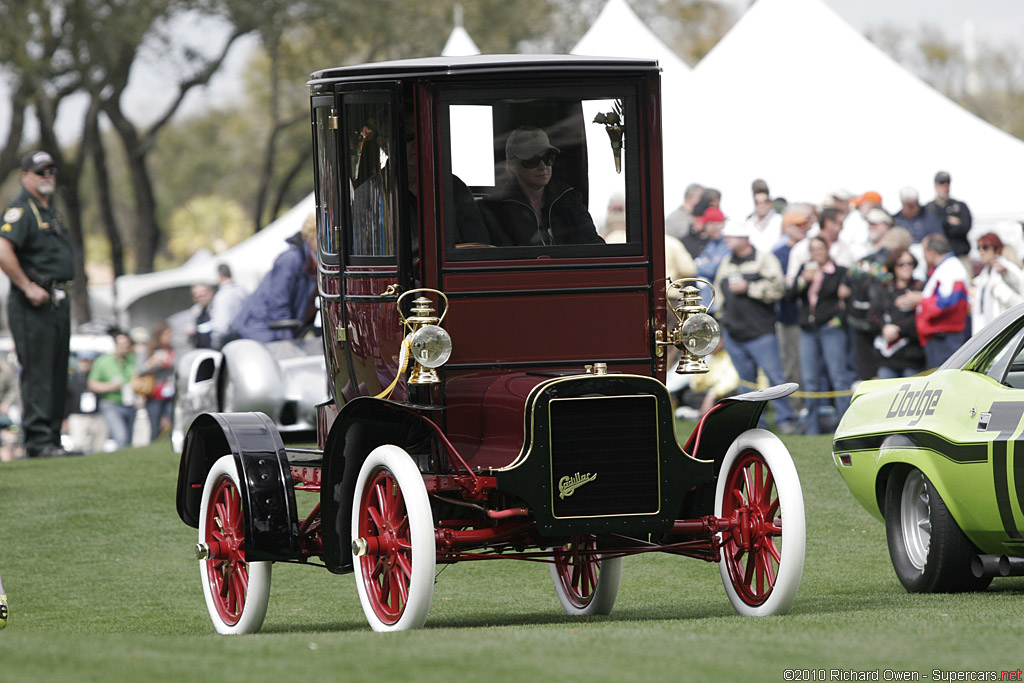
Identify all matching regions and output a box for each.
[549,395,660,518]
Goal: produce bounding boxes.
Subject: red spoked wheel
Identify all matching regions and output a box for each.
[351,445,435,632]
[549,536,622,616]
[714,430,804,616]
[198,455,271,634]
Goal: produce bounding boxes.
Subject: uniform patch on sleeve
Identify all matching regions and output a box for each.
[3,208,23,223]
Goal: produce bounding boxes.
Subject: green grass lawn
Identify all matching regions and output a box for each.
[2,432,1023,682]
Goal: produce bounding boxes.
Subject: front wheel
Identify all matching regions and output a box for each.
[198,455,272,634]
[351,445,436,632]
[549,536,622,616]
[884,466,990,593]
[715,429,805,616]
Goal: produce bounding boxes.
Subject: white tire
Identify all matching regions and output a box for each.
[351,445,435,631]
[198,455,272,634]
[549,536,622,616]
[714,429,805,616]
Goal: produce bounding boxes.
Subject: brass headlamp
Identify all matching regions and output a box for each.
[397,289,452,385]
[657,278,721,374]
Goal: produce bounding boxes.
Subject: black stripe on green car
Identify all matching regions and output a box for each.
[832,431,988,464]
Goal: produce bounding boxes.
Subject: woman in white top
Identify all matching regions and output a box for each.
[971,232,1024,334]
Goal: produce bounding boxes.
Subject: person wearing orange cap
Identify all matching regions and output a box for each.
[841,191,882,260]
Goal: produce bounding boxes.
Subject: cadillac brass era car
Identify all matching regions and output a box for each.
[175,55,806,634]
[833,303,1024,593]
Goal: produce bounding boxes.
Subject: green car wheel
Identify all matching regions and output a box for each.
[884,466,991,593]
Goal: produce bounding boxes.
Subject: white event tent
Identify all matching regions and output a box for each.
[571,0,692,224]
[679,0,1024,231]
[441,8,481,57]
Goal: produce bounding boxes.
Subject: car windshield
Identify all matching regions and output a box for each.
[441,86,641,261]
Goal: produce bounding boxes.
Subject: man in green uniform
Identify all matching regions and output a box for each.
[0,151,77,458]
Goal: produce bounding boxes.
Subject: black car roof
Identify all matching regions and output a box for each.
[309,54,660,86]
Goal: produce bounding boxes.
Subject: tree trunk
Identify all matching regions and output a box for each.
[83,105,126,279]
[102,99,161,274]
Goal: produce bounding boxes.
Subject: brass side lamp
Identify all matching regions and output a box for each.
[657,278,721,374]
[398,289,452,385]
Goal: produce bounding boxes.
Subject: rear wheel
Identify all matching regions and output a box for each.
[549,536,622,616]
[351,445,435,631]
[198,455,272,634]
[884,467,990,593]
[715,429,805,616]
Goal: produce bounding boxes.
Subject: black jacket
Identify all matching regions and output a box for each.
[925,197,972,256]
[482,178,603,247]
[786,263,849,330]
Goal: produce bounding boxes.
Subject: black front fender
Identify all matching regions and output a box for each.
[320,397,437,574]
[175,412,300,562]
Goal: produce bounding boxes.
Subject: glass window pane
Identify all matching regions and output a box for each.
[442,91,636,260]
[345,99,396,257]
[314,106,339,256]
[450,105,495,187]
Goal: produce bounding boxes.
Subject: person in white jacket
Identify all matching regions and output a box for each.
[971,232,1024,335]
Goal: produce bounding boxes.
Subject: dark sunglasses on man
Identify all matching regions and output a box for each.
[32,167,57,177]
[517,152,557,169]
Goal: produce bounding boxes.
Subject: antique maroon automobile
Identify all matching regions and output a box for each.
[175,54,805,633]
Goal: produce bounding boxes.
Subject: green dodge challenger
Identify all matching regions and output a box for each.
[833,304,1024,592]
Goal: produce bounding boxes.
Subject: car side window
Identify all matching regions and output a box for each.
[312,100,340,261]
[344,97,397,258]
[442,90,640,261]
[974,320,1024,386]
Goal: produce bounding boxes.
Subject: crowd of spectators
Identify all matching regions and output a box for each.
[0,170,1016,460]
[666,172,1021,435]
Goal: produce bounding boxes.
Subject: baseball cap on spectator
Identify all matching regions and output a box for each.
[782,211,810,228]
[899,187,919,203]
[697,207,725,225]
[505,127,559,162]
[21,150,55,173]
[722,221,749,238]
[852,191,882,207]
[832,188,855,201]
[866,208,894,226]
[934,171,951,184]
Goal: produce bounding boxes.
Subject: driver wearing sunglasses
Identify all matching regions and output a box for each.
[483,126,603,247]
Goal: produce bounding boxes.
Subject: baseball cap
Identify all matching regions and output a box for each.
[782,211,810,228]
[853,191,882,207]
[899,186,919,203]
[934,171,951,184]
[866,208,894,226]
[505,127,560,161]
[722,221,749,238]
[21,150,55,173]
[832,188,855,201]
[697,207,726,225]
